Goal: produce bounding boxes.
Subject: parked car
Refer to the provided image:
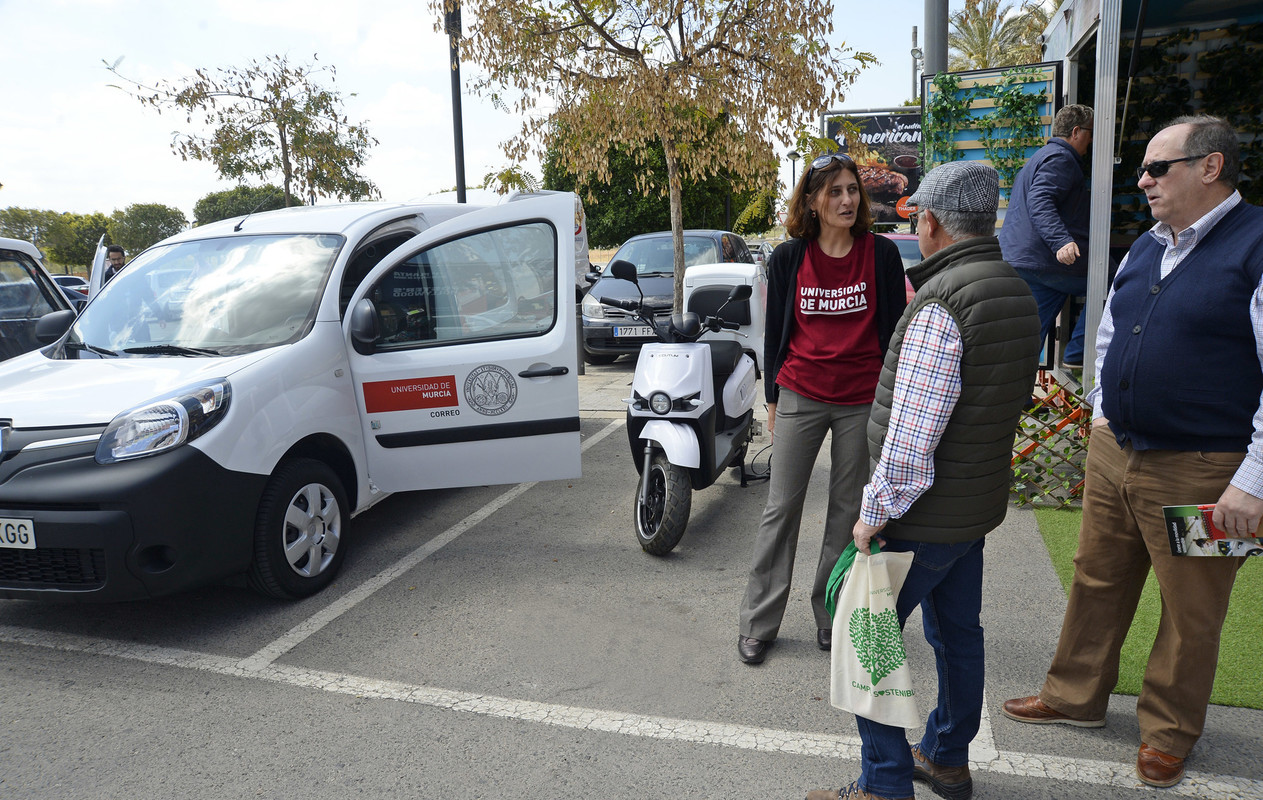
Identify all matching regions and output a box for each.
[748,240,775,266]
[53,274,90,297]
[580,229,755,364]
[0,237,74,362]
[0,194,583,602]
[878,232,920,303]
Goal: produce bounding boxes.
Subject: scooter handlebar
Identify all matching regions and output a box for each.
[599,296,639,311]
[705,316,742,331]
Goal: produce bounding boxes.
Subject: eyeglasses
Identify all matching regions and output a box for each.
[805,152,855,181]
[1136,154,1208,180]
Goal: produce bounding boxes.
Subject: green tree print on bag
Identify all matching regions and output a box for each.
[849,606,907,685]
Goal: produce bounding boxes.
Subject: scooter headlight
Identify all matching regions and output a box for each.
[96,379,232,463]
[648,391,672,415]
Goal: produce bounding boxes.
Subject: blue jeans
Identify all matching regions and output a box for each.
[856,537,986,798]
[1013,268,1087,364]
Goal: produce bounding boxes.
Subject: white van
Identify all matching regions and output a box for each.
[0,194,582,601]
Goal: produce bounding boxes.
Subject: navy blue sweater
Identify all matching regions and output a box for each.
[1101,202,1263,451]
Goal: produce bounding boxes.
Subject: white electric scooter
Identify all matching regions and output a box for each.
[598,260,761,554]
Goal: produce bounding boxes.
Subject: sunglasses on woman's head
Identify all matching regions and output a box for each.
[1135,153,1208,180]
[806,152,855,180]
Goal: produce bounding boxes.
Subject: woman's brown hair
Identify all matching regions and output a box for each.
[785,154,873,240]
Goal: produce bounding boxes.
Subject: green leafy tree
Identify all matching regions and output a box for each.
[1011,0,1055,64]
[481,167,541,195]
[440,0,873,310]
[45,212,110,269]
[948,0,1054,71]
[193,184,301,226]
[544,136,772,247]
[107,203,188,254]
[0,207,61,246]
[107,54,379,206]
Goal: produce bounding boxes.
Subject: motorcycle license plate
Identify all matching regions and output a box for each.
[613,325,653,338]
[0,517,35,550]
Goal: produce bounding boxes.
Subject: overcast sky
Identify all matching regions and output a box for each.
[0,0,943,222]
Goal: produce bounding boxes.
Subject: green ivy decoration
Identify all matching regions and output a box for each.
[976,67,1048,191]
[922,72,968,169]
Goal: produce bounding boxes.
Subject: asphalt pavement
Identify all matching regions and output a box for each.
[0,358,1259,799]
[578,358,1263,799]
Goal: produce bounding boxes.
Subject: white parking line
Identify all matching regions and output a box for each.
[238,418,625,672]
[1,623,1257,799]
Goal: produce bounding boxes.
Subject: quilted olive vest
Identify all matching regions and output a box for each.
[867,236,1040,543]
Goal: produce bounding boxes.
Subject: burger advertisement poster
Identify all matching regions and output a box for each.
[825,112,922,225]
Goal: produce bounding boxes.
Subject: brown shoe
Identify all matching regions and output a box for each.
[1001,695,1105,728]
[804,781,912,800]
[911,746,973,800]
[1137,743,1185,788]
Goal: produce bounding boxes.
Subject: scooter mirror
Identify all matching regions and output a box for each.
[609,260,638,283]
[727,284,753,303]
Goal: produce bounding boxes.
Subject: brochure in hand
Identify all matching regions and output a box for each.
[1163,504,1263,557]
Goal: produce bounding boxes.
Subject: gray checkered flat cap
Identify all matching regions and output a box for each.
[908,160,999,213]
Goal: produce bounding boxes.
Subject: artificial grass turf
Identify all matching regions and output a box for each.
[1033,507,1263,709]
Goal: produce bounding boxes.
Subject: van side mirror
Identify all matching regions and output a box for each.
[349,298,379,354]
[35,310,76,343]
[609,260,638,283]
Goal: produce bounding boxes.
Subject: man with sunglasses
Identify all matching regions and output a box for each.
[1004,115,1263,789]
[998,104,1094,368]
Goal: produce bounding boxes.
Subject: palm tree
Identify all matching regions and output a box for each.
[948,0,1054,71]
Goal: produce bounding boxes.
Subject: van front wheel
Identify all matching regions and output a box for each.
[248,458,349,599]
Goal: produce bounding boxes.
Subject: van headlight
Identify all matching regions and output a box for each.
[96,379,232,463]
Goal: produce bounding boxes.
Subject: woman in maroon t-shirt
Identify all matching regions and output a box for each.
[737,153,907,664]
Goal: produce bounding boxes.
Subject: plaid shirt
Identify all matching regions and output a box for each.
[860,302,963,527]
[1087,191,1263,497]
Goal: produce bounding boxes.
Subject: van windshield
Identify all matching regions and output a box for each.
[67,233,344,357]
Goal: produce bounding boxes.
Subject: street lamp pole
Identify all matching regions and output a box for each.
[787,150,801,190]
[911,46,925,103]
[446,1,467,203]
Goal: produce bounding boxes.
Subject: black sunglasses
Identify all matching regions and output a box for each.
[805,152,856,181]
[1136,154,1208,180]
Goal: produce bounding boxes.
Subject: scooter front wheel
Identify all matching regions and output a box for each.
[635,452,692,555]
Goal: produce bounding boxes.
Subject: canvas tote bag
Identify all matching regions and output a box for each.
[829,546,920,729]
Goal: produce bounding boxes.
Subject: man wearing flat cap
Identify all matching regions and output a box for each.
[808,161,1040,800]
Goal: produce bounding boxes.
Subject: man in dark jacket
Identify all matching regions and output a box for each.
[998,104,1093,366]
[808,161,1039,800]
[102,245,126,283]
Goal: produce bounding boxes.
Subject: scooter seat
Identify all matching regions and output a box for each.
[707,340,746,423]
[707,340,745,380]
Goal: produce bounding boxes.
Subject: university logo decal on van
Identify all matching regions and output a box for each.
[465,364,517,416]
[362,376,458,413]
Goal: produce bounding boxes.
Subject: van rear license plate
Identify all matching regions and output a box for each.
[0,518,35,550]
[613,325,653,338]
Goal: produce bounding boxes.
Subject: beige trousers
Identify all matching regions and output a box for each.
[1040,437,1244,757]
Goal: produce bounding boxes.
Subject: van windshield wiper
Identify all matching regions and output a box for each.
[64,341,118,357]
[123,344,221,357]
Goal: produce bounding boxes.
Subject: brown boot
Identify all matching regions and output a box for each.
[1136,743,1185,788]
[911,746,973,800]
[1001,695,1105,728]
